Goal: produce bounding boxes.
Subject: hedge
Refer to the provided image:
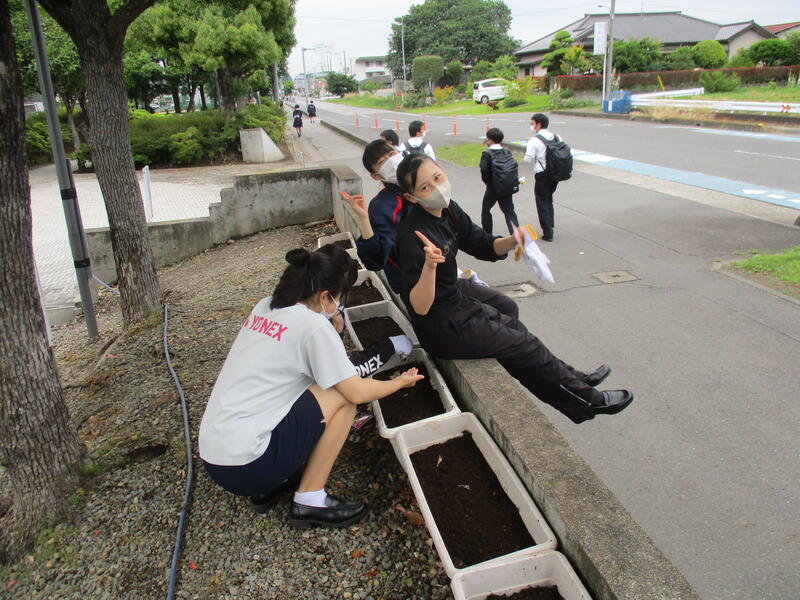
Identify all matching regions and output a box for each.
[554,64,800,92]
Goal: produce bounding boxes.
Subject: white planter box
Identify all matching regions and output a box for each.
[451,550,592,600]
[349,270,392,310]
[317,231,359,262]
[344,301,419,351]
[372,348,459,439]
[394,413,557,578]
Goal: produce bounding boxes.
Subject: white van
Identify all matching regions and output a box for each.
[472,78,510,104]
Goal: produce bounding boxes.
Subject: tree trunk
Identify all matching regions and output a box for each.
[78,38,161,325]
[171,85,181,114]
[0,0,85,561]
[66,96,81,150]
[199,83,207,111]
[186,82,196,112]
[218,68,236,121]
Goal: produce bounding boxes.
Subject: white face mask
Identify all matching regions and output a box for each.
[414,179,451,210]
[320,293,343,320]
[422,129,427,138]
[378,153,403,185]
[530,125,535,133]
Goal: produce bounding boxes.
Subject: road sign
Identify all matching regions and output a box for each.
[593,22,607,55]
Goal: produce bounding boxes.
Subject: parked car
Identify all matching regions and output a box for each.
[472,78,510,104]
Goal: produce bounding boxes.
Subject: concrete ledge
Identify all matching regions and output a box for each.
[87,166,360,284]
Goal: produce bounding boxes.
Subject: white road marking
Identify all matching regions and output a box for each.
[734,149,800,162]
[742,189,767,195]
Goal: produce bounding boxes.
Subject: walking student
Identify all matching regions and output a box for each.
[199,245,423,528]
[480,127,520,235]
[402,120,436,160]
[292,104,303,137]
[524,113,564,241]
[394,153,634,424]
[380,129,401,152]
[307,100,317,123]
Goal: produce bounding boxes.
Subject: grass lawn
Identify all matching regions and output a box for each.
[733,245,800,285]
[436,142,526,168]
[328,94,550,116]
[692,85,800,103]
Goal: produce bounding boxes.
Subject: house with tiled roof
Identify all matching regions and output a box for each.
[353,56,389,82]
[765,22,800,39]
[515,11,775,77]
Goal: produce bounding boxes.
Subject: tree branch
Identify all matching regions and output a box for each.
[109,0,156,40]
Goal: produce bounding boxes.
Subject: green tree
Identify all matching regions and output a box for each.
[444,60,464,86]
[123,47,164,111]
[561,46,592,75]
[490,54,517,80]
[387,0,518,78]
[282,79,294,95]
[540,31,573,76]
[692,40,727,69]
[360,78,380,93]
[40,0,164,326]
[667,46,696,70]
[747,38,797,66]
[325,71,358,96]
[470,59,493,82]
[10,2,84,148]
[726,47,754,68]
[787,32,800,60]
[700,70,740,93]
[613,37,663,73]
[412,54,444,94]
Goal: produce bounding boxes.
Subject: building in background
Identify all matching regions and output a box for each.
[515,11,775,78]
[352,56,388,81]
[765,21,800,39]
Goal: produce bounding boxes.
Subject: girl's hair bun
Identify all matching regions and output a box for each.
[285,248,311,267]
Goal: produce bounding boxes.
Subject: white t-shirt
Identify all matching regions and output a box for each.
[199,299,357,466]
[524,128,556,174]
[404,136,436,161]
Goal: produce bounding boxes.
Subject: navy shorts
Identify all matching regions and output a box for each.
[202,388,325,497]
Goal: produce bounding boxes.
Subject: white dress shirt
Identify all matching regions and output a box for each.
[524,128,556,174]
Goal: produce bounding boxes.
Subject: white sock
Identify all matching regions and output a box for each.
[294,489,328,508]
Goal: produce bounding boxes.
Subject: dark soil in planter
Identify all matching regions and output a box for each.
[410,433,535,569]
[487,586,564,600]
[331,239,353,249]
[374,362,444,427]
[348,279,384,306]
[352,316,403,347]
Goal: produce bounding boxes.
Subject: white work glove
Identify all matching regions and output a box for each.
[389,334,413,357]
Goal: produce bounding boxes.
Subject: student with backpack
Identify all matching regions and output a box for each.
[479,128,520,235]
[307,100,317,123]
[292,104,303,137]
[402,120,436,160]
[524,113,573,242]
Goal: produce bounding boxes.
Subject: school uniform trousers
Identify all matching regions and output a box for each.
[413,281,602,424]
[534,172,558,238]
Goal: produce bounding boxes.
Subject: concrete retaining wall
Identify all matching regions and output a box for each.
[86,166,361,284]
[322,117,699,600]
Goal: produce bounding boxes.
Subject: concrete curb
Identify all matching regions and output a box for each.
[712,261,800,306]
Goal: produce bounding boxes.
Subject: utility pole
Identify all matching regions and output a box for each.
[272,62,279,103]
[24,0,97,340]
[301,47,310,108]
[400,17,407,103]
[603,0,616,102]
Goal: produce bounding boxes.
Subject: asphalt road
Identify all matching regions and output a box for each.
[292,111,800,600]
[312,99,800,196]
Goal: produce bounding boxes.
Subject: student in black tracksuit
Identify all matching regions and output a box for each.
[292,104,303,137]
[341,140,520,321]
[394,154,634,424]
[479,127,520,235]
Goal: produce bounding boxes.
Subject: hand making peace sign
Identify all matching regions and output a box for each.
[338,191,368,220]
[415,230,445,270]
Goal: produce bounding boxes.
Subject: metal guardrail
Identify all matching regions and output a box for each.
[631,96,799,114]
[631,87,704,99]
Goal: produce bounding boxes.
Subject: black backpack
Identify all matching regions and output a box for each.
[402,139,429,157]
[536,133,573,182]
[488,148,519,196]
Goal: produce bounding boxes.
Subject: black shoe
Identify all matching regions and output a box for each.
[250,470,303,514]
[591,390,634,415]
[542,235,553,242]
[289,495,367,528]
[583,364,611,387]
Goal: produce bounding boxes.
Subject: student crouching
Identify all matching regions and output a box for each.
[199,245,423,528]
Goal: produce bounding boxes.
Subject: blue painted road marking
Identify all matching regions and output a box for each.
[511,141,800,210]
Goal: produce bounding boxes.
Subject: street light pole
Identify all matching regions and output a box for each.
[23,0,97,340]
[400,17,407,103]
[301,46,310,108]
[603,0,616,102]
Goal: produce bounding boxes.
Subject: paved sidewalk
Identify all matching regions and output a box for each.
[298,119,800,600]
[30,157,294,313]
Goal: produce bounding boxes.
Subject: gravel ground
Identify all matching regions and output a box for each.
[1,222,452,600]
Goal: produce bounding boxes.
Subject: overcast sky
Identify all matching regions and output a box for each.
[286,0,797,77]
